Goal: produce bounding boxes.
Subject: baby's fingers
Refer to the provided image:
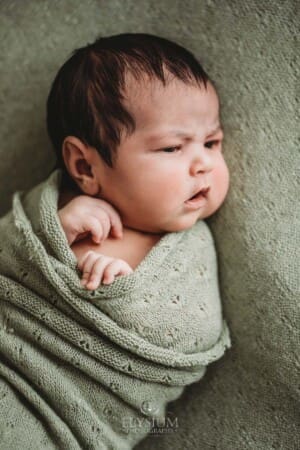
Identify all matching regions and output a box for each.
[84,255,111,290]
[78,251,99,286]
[88,216,108,244]
[102,259,133,285]
[109,213,123,239]
[96,203,123,239]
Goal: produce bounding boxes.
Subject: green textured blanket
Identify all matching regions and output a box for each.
[0,170,230,450]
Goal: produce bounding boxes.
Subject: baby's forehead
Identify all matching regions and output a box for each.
[124,75,219,134]
[123,72,209,126]
[123,69,202,103]
[122,72,166,106]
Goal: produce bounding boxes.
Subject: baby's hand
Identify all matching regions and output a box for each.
[58,195,123,245]
[78,250,133,290]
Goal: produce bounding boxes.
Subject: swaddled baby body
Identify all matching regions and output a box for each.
[52,36,230,359]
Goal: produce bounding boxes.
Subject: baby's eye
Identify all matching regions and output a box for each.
[161,146,181,153]
[205,140,220,149]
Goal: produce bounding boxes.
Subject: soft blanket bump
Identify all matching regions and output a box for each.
[0,169,230,450]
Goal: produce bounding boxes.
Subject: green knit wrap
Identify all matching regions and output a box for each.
[0,170,230,450]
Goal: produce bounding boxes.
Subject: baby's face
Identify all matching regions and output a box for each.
[93,77,230,233]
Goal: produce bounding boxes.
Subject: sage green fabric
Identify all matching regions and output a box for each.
[0,1,299,449]
[0,170,230,449]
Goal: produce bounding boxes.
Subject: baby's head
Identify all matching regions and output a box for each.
[47,33,229,233]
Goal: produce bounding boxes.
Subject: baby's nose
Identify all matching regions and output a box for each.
[189,147,214,175]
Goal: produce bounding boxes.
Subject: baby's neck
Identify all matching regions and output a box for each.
[58,188,164,237]
[59,188,165,269]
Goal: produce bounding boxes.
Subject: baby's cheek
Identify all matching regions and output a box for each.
[164,174,186,195]
[149,180,178,206]
[212,162,230,206]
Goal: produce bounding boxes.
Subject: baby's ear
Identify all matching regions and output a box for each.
[62,136,100,196]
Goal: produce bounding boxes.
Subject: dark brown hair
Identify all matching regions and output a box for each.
[46,32,210,170]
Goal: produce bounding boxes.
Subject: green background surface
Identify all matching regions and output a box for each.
[0,1,299,449]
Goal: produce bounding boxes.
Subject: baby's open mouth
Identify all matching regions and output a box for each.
[188,187,210,201]
[184,187,210,209]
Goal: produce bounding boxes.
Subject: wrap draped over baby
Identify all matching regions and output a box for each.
[0,170,230,450]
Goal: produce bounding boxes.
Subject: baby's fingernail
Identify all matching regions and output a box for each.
[81,279,87,286]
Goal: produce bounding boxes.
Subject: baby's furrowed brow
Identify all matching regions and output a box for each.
[206,125,223,137]
[146,125,223,143]
[145,130,192,143]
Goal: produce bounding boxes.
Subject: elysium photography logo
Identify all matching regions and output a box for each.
[122,400,179,436]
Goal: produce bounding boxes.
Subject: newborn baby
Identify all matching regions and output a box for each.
[55,58,229,291]
[0,33,231,449]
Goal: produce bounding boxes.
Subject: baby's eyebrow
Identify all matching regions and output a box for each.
[145,124,222,142]
[207,125,223,137]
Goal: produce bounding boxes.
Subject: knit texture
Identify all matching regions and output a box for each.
[0,169,230,449]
